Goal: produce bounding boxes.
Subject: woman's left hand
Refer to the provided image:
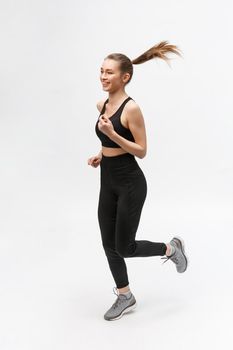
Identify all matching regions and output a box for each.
[98,115,115,138]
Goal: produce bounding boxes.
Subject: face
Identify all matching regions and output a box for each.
[100,59,130,92]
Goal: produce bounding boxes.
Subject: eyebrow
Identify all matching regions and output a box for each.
[100,68,114,71]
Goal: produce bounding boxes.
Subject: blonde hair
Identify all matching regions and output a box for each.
[105,40,182,84]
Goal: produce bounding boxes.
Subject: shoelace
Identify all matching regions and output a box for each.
[112,287,128,309]
[161,252,179,265]
[113,286,119,296]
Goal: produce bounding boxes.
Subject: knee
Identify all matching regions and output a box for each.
[116,242,136,258]
[102,243,118,259]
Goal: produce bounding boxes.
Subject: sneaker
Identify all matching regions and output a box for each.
[161,236,188,273]
[104,287,137,321]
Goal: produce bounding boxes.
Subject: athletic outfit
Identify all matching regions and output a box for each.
[95,96,188,320]
[95,96,167,289]
[95,96,135,148]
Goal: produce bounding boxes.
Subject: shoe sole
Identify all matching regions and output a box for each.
[104,302,137,321]
[172,235,188,273]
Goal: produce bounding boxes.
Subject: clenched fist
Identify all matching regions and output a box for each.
[97,115,114,138]
[87,154,102,168]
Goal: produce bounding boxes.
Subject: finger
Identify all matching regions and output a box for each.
[100,115,107,122]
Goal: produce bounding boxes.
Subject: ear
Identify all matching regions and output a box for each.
[122,72,130,84]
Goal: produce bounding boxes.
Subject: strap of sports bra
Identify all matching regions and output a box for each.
[100,99,109,115]
[100,96,133,115]
[119,96,132,110]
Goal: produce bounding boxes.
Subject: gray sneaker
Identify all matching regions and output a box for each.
[161,236,188,273]
[104,287,137,321]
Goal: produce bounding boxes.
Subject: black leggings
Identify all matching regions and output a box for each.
[97,153,167,289]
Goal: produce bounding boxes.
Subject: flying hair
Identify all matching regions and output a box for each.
[131,40,182,66]
[105,40,182,84]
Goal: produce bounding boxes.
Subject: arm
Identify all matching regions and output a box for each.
[96,101,105,158]
[87,102,104,167]
[87,149,102,167]
[109,103,147,159]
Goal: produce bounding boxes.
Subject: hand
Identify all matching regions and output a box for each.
[87,154,102,168]
[97,115,115,138]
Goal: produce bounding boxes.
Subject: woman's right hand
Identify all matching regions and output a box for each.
[87,154,102,168]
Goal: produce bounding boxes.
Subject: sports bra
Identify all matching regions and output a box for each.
[95,96,135,148]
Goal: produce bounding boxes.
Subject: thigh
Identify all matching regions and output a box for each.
[115,170,147,245]
[97,185,118,247]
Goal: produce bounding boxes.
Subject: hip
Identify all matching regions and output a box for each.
[100,153,147,186]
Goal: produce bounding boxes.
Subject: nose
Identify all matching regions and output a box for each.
[101,72,107,80]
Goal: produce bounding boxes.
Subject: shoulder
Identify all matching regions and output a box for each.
[96,99,106,112]
[124,99,144,120]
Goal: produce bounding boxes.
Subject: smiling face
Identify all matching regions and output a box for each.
[100,58,130,93]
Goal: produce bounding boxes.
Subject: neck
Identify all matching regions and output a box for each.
[107,89,128,106]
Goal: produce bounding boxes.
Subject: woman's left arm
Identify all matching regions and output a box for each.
[109,103,147,159]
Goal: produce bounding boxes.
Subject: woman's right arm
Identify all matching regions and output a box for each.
[87,100,104,167]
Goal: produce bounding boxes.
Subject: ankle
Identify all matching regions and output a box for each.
[166,243,175,256]
[118,285,130,294]
[119,290,132,298]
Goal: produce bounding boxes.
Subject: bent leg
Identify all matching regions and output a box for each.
[115,172,167,258]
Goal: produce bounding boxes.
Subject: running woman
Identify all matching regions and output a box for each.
[88,41,188,321]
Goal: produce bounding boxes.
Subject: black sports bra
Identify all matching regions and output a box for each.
[95,96,135,148]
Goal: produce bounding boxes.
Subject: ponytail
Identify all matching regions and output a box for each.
[105,40,182,84]
[131,40,182,66]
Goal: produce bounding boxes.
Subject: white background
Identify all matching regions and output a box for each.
[0,0,232,349]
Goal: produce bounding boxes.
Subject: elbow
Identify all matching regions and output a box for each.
[137,148,147,159]
[139,153,146,159]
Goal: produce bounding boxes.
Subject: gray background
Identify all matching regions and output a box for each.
[0,0,232,349]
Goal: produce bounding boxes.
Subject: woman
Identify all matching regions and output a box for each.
[88,41,188,321]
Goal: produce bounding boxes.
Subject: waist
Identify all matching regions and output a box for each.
[101,152,136,166]
[101,147,127,157]
[100,152,143,182]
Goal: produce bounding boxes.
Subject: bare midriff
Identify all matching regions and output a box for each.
[101,146,127,157]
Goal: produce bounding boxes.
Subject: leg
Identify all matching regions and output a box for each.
[97,184,130,289]
[115,170,167,258]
